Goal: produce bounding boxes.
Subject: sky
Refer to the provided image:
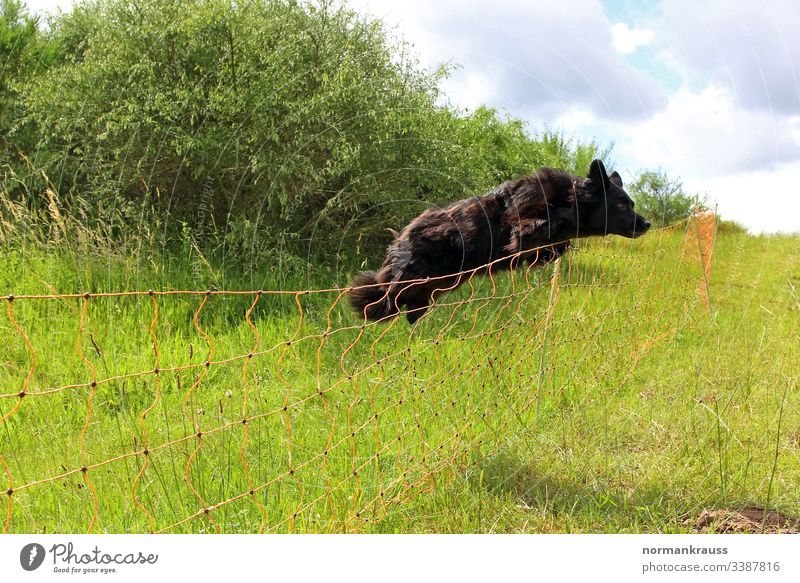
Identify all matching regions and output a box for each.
[25,0,800,233]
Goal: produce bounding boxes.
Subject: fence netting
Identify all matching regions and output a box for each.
[0,215,715,533]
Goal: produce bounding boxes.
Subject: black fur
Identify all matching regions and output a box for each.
[349,160,651,323]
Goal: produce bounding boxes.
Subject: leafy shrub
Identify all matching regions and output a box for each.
[10,0,607,269]
[628,170,706,228]
[1,0,63,179]
[716,219,747,235]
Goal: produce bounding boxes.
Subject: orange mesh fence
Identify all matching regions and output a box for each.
[0,216,715,533]
[685,209,718,313]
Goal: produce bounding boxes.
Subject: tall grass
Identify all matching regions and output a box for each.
[2,208,796,533]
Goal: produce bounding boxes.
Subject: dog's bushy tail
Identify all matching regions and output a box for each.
[349,271,398,321]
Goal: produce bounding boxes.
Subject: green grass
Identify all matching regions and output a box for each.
[0,225,798,533]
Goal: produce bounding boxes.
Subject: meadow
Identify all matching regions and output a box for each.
[2,221,797,533]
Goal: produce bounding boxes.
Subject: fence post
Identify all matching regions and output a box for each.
[692,208,715,316]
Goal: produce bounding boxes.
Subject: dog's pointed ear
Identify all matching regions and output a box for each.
[609,170,623,187]
[588,159,610,188]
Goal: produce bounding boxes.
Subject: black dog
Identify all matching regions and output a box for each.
[350,159,650,323]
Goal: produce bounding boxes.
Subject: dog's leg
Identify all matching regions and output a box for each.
[401,285,432,324]
[405,300,430,324]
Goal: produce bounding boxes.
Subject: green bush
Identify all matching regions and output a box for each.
[1,0,63,173]
[716,219,747,235]
[8,0,606,269]
[628,170,706,228]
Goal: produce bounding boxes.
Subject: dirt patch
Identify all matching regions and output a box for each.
[687,508,799,534]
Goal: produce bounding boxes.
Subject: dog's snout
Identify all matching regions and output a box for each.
[631,215,651,238]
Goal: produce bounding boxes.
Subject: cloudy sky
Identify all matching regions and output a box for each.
[27,0,800,233]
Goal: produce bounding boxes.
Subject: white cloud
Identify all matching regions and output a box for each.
[443,70,501,112]
[24,0,72,15]
[554,84,800,175]
[788,116,800,143]
[651,0,800,113]
[685,162,800,234]
[611,23,655,54]
[352,0,666,119]
[551,84,800,232]
[614,85,800,175]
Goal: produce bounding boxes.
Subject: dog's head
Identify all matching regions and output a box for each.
[582,159,651,239]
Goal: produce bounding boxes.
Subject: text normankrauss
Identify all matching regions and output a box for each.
[643,546,728,555]
[50,543,158,565]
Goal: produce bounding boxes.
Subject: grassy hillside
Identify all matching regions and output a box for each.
[380,231,800,533]
[1,225,797,533]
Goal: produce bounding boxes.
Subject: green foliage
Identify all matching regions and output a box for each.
[0,0,62,165]
[1,0,38,135]
[716,219,748,235]
[627,169,706,228]
[6,0,609,268]
[23,0,449,253]
[445,109,608,184]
